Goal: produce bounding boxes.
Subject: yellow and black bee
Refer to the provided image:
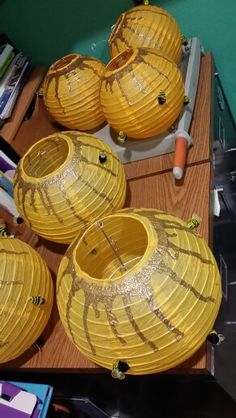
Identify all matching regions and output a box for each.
[186,214,201,229]
[111,360,130,380]
[117,131,127,143]
[99,151,107,164]
[158,90,166,105]
[28,296,45,305]
[207,330,225,346]
[0,222,8,237]
[181,34,189,46]
[184,95,191,105]
[37,87,44,98]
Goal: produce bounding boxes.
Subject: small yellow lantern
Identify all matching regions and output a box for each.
[57,208,221,375]
[109,5,183,64]
[0,237,53,364]
[13,131,127,244]
[100,48,185,139]
[43,53,106,131]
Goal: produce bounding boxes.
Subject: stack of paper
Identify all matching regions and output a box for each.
[0,37,30,125]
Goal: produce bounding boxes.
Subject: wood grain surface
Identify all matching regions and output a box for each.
[0,66,47,143]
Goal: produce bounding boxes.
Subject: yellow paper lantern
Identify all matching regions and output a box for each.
[43,53,106,131]
[57,208,222,375]
[100,48,185,139]
[13,131,127,244]
[0,237,53,364]
[109,5,183,64]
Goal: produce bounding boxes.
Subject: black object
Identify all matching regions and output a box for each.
[0,136,20,164]
[207,332,221,345]
[99,152,107,163]
[117,361,130,373]
[16,216,24,224]
[158,96,166,105]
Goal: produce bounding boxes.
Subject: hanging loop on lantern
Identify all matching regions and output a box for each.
[96,221,127,272]
[111,360,130,380]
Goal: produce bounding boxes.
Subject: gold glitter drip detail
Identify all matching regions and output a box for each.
[0,248,29,286]
[123,295,157,350]
[44,55,103,107]
[0,249,27,256]
[0,340,8,348]
[147,296,184,341]
[0,280,23,286]
[111,7,176,54]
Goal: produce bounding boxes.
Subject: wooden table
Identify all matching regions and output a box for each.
[0,54,214,373]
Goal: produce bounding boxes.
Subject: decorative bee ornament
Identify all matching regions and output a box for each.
[0,237,53,363]
[57,208,222,375]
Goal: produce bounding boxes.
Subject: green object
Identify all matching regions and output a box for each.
[0,50,14,78]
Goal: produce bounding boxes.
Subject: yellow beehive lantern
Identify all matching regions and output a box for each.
[43,53,106,131]
[109,5,183,64]
[13,131,127,244]
[0,237,53,364]
[57,208,222,375]
[100,48,185,139]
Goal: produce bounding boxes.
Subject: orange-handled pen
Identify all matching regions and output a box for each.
[172,130,192,180]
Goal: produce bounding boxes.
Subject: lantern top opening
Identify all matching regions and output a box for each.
[22,135,69,179]
[75,214,149,281]
[50,54,78,71]
[106,49,135,73]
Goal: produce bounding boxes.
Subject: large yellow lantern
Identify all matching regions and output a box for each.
[57,208,221,375]
[109,5,183,64]
[13,131,126,244]
[43,53,106,131]
[100,48,185,139]
[0,237,53,364]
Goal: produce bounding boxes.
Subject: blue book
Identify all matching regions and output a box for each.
[0,170,14,196]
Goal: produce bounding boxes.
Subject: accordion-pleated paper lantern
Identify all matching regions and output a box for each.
[100,48,184,139]
[13,131,126,244]
[0,237,53,364]
[109,5,183,64]
[57,208,222,375]
[43,53,106,131]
